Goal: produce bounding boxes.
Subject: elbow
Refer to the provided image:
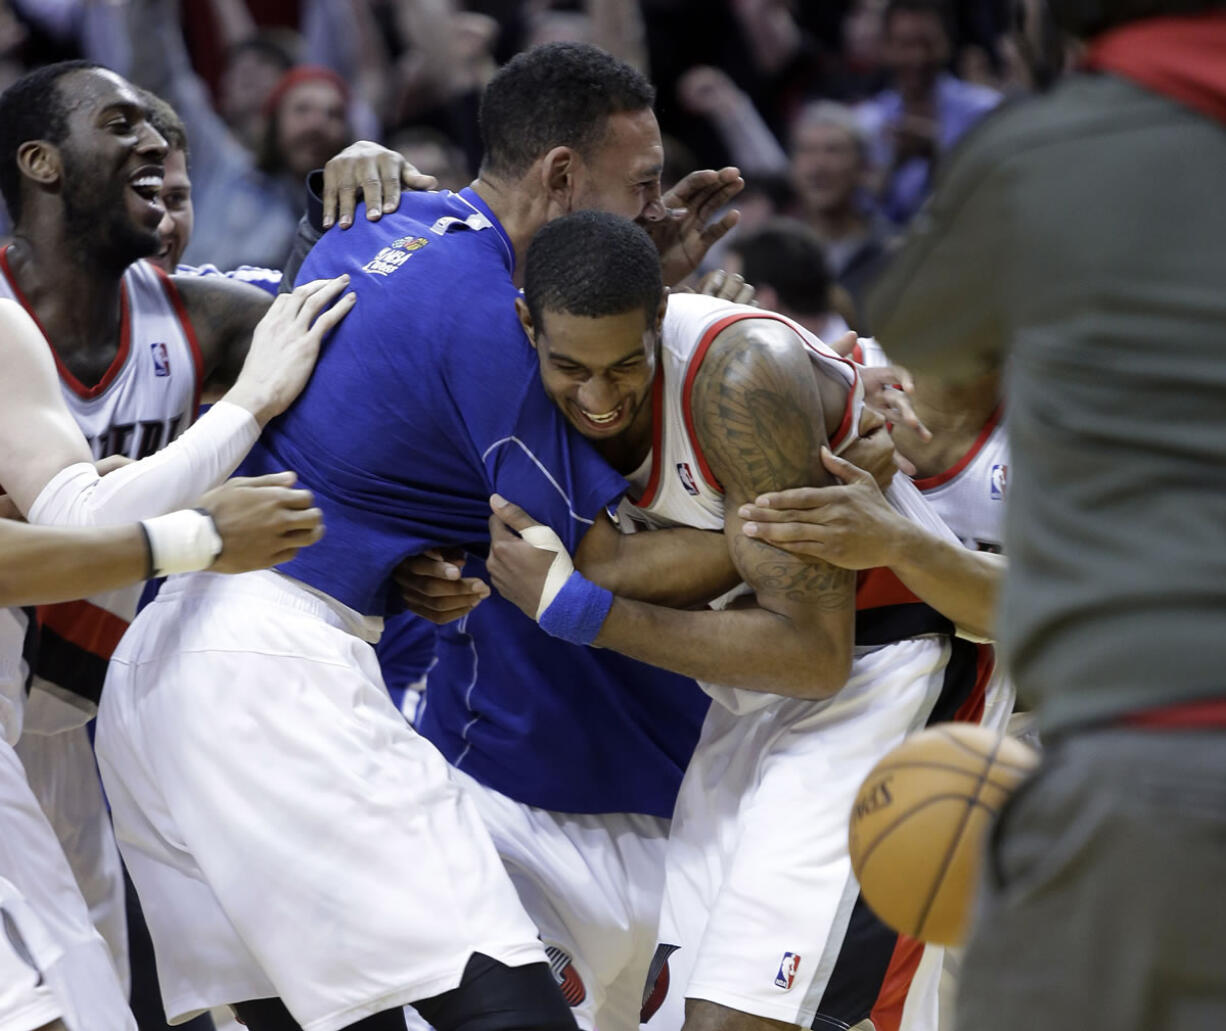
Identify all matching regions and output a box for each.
[772,637,853,701]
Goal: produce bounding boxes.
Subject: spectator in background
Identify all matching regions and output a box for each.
[856,0,1000,224]
[217,34,295,153]
[789,101,893,327]
[123,0,354,272]
[389,125,472,193]
[725,219,853,342]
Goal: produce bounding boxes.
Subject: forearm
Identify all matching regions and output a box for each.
[576,525,741,607]
[594,596,849,698]
[887,523,1004,639]
[0,522,147,606]
[709,98,789,177]
[586,0,649,74]
[26,402,258,528]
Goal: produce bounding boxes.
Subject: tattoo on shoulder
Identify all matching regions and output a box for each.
[690,323,822,498]
[733,534,854,608]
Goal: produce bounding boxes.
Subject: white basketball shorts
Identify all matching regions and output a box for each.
[95,571,546,1031]
[0,740,135,1031]
[453,769,668,1031]
[643,638,952,1031]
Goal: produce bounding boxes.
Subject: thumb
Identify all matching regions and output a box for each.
[489,494,543,533]
[821,446,873,485]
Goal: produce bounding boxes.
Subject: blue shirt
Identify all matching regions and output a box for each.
[857,74,1001,224]
[242,188,707,816]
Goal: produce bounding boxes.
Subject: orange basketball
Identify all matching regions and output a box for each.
[848,723,1039,946]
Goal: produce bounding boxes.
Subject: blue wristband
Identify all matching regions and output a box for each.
[538,570,614,646]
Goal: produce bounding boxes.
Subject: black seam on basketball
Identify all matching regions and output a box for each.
[861,758,1025,793]
[929,726,1031,775]
[913,734,1006,939]
[854,794,1000,874]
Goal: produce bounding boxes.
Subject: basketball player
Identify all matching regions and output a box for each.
[485,212,989,1031]
[96,42,741,1031]
[0,270,349,1031]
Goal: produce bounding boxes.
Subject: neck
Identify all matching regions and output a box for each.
[4,227,127,358]
[469,174,551,287]
[806,203,867,242]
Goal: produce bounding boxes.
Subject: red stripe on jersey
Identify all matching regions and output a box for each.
[631,373,667,507]
[851,341,865,364]
[912,403,1005,491]
[953,643,994,725]
[36,600,129,661]
[868,934,926,1031]
[1122,697,1226,729]
[1,245,133,400]
[151,263,206,422]
[855,567,924,612]
[679,311,861,494]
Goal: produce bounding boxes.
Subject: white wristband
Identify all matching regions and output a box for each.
[519,524,577,621]
[140,509,224,577]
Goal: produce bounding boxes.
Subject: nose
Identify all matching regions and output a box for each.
[136,120,168,161]
[577,376,618,414]
[639,185,666,223]
[155,206,174,241]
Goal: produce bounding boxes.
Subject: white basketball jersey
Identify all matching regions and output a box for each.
[0,250,201,461]
[615,294,959,715]
[0,251,202,726]
[853,336,1008,553]
[616,293,865,537]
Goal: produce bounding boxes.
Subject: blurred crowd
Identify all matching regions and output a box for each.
[0,0,1066,329]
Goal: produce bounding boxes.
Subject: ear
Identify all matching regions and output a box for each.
[514,296,537,349]
[539,145,579,216]
[17,140,62,190]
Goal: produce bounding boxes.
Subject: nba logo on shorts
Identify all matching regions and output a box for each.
[990,463,1007,500]
[677,462,700,496]
[774,952,801,990]
[151,342,171,377]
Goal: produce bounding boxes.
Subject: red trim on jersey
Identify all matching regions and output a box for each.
[868,934,926,1031]
[151,263,205,421]
[912,403,1005,491]
[953,643,994,725]
[855,566,924,612]
[851,341,865,364]
[36,600,129,662]
[631,373,667,508]
[1,244,133,400]
[679,311,861,494]
[1121,697,1226,729]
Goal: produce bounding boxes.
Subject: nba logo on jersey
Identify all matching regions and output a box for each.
[990,464,1008,500]
[774,952,801,989]
[677,462,700,496]
[151,341,171,377]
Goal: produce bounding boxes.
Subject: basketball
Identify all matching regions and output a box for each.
[848,723,1039,946]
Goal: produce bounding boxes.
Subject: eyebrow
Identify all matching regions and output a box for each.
[632,164,664,181]
[548,347,645,367]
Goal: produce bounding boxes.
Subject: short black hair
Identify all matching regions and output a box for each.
[142,89,189,164]
[729,219,833,317]
[884,0,954,38]
[479,42,655,179]
[1047,0,1225,37]
[524,211,662,329]
[0,60,104,225]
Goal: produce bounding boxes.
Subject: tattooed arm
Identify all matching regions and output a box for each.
[589,320,855,698]
[172,273,276,396]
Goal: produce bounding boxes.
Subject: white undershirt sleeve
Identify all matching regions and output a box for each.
[27,401,259,528]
